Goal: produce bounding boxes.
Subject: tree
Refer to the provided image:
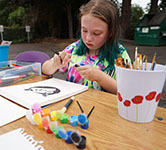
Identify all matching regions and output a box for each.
[158,0,166,11]
[120,0,132,39]
[149,0,159,14]
[126,4,144,40]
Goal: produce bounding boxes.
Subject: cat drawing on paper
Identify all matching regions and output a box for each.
[24,86,60,97]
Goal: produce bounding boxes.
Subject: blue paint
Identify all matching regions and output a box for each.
[58,128,68,140]
[80,120,89,129]
[65,130,73,144]
[78,114,87,124]
[69,115,78,126]
[157,117,163,121]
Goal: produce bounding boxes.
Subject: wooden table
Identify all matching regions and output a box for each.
[0,75,166,150]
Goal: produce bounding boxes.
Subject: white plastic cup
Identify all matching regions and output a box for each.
[115,63,166,123]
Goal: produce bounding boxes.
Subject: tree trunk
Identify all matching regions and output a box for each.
[149,0,159,14]
[65,3,73,39]
[120,0,132,39]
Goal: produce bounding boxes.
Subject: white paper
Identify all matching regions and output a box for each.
[0,97,26,127]
[0,78,88,109]
[0,128,44,150]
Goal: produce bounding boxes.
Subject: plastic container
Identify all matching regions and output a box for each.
[0,60,41,86]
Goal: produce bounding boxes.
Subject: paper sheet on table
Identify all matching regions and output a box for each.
[0,96,26,127]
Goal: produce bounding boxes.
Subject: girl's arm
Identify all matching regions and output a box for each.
[42,51,70,75]
[95,70,117,94]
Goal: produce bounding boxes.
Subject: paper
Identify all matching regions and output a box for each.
[0,78,88,109]
[0,128,44,150]
[0,97,26,127]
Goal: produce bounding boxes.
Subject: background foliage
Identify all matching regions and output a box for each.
[0,0,165,42]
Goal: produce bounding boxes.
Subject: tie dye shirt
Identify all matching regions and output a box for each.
[58,40,130,90]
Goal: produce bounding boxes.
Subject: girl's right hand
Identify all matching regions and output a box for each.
[52,51,71,69]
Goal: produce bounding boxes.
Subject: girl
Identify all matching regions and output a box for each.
[42,0,130,94]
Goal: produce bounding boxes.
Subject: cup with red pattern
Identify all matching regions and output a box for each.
[115,63,166,123]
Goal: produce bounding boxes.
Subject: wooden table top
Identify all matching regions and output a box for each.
[0,75,166,150]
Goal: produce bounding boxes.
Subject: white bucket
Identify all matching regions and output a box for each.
[115,63,166,123]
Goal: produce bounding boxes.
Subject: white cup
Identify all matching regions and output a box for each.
[115,63,166,123]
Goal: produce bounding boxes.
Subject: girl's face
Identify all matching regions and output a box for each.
[81,14,109,56]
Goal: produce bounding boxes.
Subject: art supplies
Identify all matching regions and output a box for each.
[60,96,75,113]
[26,102,87,149]
[0,96,26,127]
[0,78,88,109]
[76,100,95,129]
[0,60,41,86]
[0,128,44,150]
[114,48,158,71]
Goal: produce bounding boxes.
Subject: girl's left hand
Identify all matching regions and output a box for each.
[75,65,102,81]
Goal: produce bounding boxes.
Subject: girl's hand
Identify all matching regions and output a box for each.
[52,51,71,69]
[75,65,117,94]
[75,65,102,82]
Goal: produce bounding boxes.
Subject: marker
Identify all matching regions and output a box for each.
[0,77,22,86]
[1,74,26,80]
[60,96,75,113]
